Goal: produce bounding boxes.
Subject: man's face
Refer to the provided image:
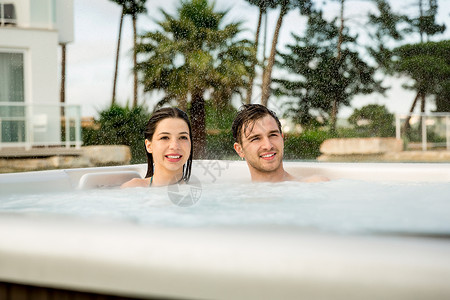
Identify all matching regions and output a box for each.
[234,114,284,174]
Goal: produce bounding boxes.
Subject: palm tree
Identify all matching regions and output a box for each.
[244,0,278,104]
[128,0,147,107]
[260,0,312,107]
[110,0,125,106]
[136,0,253,158]
[110,0,146,107]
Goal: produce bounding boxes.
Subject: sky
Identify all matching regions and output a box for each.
[65,0,450,119]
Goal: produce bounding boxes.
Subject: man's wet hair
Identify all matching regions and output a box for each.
[232,104,282,144]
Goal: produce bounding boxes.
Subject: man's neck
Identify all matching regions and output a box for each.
[249,164,293,183]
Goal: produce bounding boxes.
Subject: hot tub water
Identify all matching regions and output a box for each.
[1,179,449,236]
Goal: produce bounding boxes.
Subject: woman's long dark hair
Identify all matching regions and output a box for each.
[144,107,193,182]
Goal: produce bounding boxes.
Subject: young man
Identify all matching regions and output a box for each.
[232,104,329,183]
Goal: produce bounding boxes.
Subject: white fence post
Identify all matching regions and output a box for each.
[396,114,401,140]
[421,114,427,151]
[446,116,450,151]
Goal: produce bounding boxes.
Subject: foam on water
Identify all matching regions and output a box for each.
[1,179,450,235]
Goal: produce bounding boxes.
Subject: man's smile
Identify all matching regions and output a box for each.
[260,152,276,160]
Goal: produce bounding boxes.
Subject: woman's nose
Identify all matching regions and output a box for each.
[169,139,180,149]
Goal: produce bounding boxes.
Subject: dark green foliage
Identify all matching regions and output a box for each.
[366,0,407,71]
[205,129,333,160]
[205,101,237,130]
[82,104,150,164]
[393,40,450,111]
[348,104,395,137]
[110,0,147,16]
[204,101,237,159]
[205,130,236,159]
[284,130,333,160]
[274,9,384,130]
[137,0,255,157]
[407,0,446,41]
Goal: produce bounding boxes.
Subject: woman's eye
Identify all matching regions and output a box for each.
[180,136,189,140]
[160,136,169,140]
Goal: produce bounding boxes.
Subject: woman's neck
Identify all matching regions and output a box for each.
[151,166,183,186]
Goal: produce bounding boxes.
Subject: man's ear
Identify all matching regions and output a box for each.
[145,139,152,153]
[233,142,244,159]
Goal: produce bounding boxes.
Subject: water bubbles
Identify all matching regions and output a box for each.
[1,180,449,236]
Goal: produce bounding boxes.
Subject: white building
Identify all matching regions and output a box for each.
[0,0,77,149]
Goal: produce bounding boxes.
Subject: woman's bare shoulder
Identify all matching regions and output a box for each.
[120,177,149,188]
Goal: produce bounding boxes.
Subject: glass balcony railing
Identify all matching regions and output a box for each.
[396,113,450,151]
[0,102,82,149]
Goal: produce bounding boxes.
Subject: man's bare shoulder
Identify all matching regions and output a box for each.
[284,172,329,183]
[298,174,330,183]
[121,177,149,188]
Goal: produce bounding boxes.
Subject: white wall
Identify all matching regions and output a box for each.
[5,0,74,43]
[0,27,60,143]
[56,0,74,44]
[2,0,29,26]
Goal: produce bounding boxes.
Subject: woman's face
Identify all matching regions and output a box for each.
[146,117,191,175]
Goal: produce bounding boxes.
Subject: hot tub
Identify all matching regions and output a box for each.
[1,161,450,299]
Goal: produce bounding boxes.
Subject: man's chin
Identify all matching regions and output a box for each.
[253,160,283,173]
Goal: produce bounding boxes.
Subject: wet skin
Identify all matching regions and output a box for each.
[122,118,191,188]
[234,114,329,183]
[234,115,287,182]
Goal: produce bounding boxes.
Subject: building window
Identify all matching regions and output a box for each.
[0,52,25,143]
[0,3,17,26]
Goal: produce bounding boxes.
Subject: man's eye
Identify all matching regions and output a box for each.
[250,137,259,142]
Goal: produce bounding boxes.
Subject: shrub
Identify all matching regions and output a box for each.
[82,104,150,164]
[348,104,395,137]
[205,129,236,159]
[284,130,333,160]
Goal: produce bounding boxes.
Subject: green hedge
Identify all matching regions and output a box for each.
[284,130,333,160]
[204,129,333,160]
[83,104,334,162]
[82,104,150,164]
[205,130,236,160]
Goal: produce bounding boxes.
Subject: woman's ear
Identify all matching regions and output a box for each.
[145,139,152,153]
[233,142,244,159]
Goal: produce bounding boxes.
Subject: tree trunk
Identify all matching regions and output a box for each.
[132,13,138,107]
[336,0,344,61]
[112,8,124,106]
[190,90,206,159]
[403,91,421,134]
[329,96,338,132]
[60,43,66,117]
[261,3,288,107]
[178,94,187,112]
[246,7,263,104]
[419,0,424,43]
[418,92,426,131]
[330,0,345,132]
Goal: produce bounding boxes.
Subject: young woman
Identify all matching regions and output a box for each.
[121,107,193,188]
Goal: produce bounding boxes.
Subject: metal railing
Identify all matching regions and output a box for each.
[0,102,82,150]
[395,113,450,151]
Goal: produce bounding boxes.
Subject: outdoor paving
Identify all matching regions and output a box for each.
[0,147,83,158]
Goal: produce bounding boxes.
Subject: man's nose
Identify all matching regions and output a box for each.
[260,136,273,150]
